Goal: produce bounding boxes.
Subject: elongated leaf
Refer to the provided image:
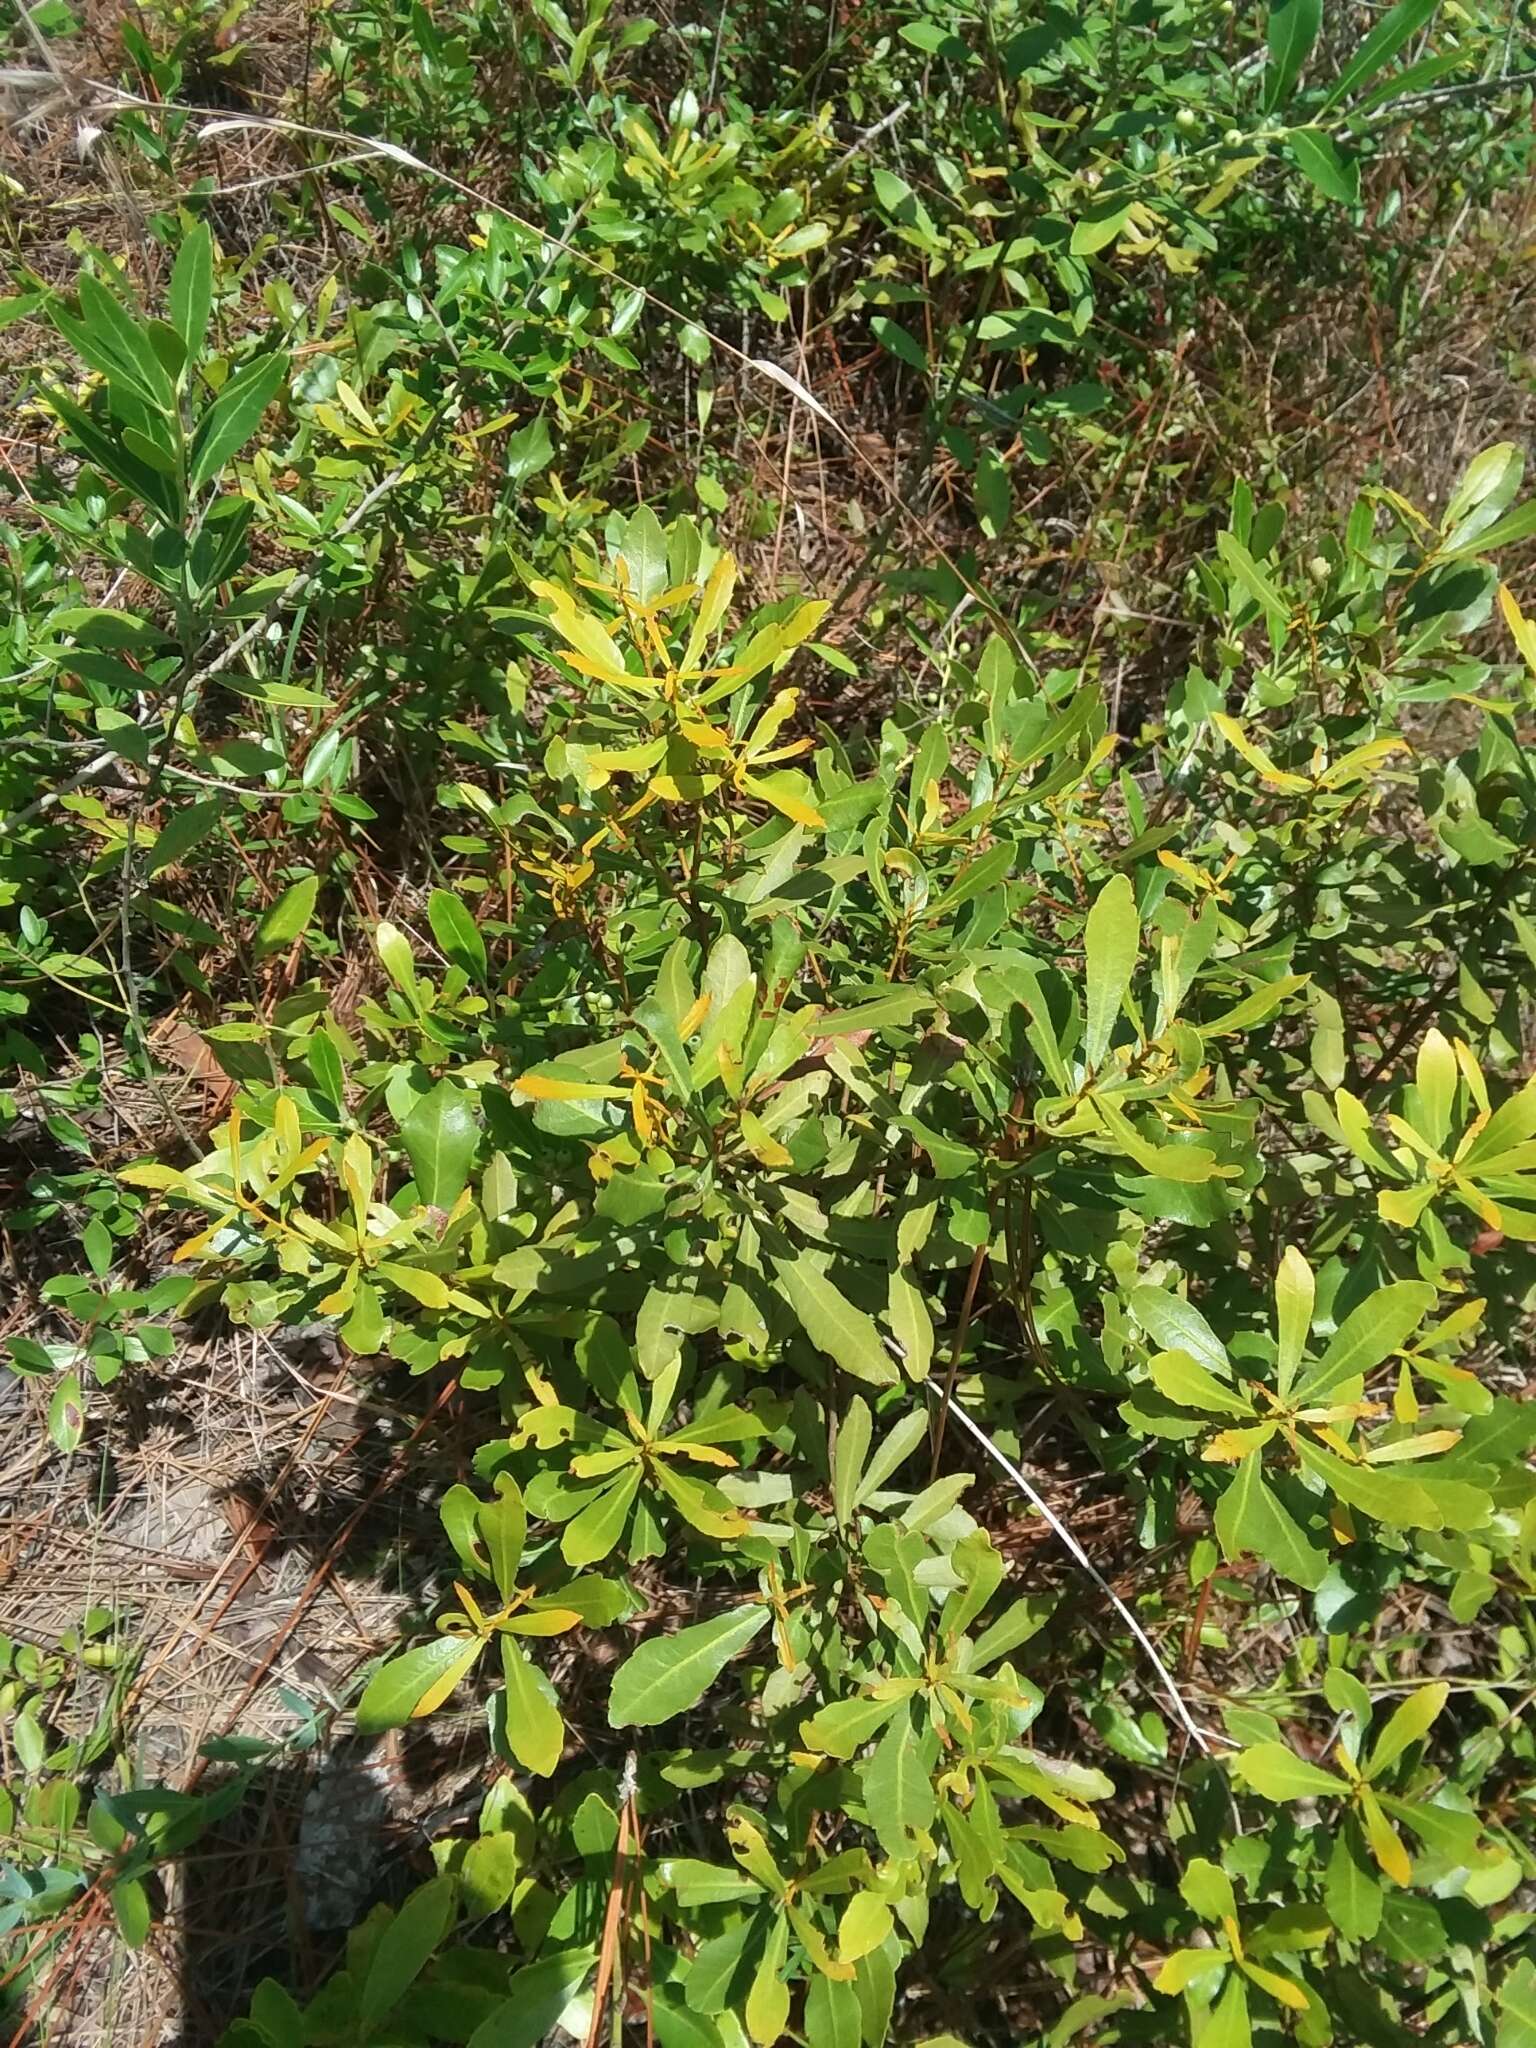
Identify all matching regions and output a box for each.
[149,797,222,877]
[1296,1281,1436,1401]
[609,1605,769,1727]
[885,1265,933,1381]
[862,1709,935,1858]
[1214,1459,1327,1590]
[1274,1245,1314,1400]
[1082,872,1138,1068]
[43,385,180,521]
[1366,1681,1448,1778]
[746,1917,790,2048]
[1266,0,1322,107]
[190,353,287,490]
[169,223,214,365]
[1359,1784,1413,1884]
[77,273,176,408]
[356,1635,483,1732]
[255,872,319,956]
[111,1876,152,1949]
[1326,1818,1383,1940]
[562,1469,640,1566]
[773,1256,897,1385]
[428,887,488,985]
[1149,1350,1252,1416]
[1216,531,1290,649]
[857,1409,931,1506]
[361,1876,456,2023]
[1287,130,1360,206]
[1323,0,1439,109]
[479,1475,526,1599]
[1232,1741,1347,1802]
[498,1635,564,1775]
[833,1396,872,1528]
[801,1691,904,1759]
[401,1080,479,1208]
[1131,1286,1230,1376]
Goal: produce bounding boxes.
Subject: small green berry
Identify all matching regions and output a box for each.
[1308,556,1330,584]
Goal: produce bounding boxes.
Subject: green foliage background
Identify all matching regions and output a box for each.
[2,0,1536,2042]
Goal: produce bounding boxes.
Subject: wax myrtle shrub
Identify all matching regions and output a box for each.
[4,0,1536,2041]
[103,472,1536,2048]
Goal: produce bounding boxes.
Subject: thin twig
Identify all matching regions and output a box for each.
[925,1382,1229,1757]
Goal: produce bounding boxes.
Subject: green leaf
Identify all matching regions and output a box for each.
[461,1830,525,1916]
[401,1080,479,1208]
[169,222,214,366]
[428,887,489,985]
[478,1475,526,1599]
[1216,530,1290,649]
[1180,1855,1237,1921]
[1214,1459,1327,1590]
[1323,0,1438,107]
[745,1916,790,2047]
[1131,1286,1230,1376]
[356,1636,484,1732]
[562,1469,640,1565]
[804,1974,861,2048]
[1287,130,1360,206]
[361,1875,456,2022]
[111,1875,152,1948]
[1274,1245,1314,1400]
[862,1708,935,1858]
[49,1372,85,1455]
[609,1605,770,1727]
[149,797,222,877]
[870,315,928,374]
[1083,872,1138,1068]
[833,1395,872,1528]
[856,1408,931,1506]
[498,1634,565,1775]
[1206,1972,1250,2048]
[1295,1282,1436,1401]
[974,450,1012,539]
[1231,1741,1347,1801]
[76,272,176,408]
[189,353,287,490]
[1366,1681,1449,1778]
[1326,1817,1383,1940]
[505,413,554,485]
[467,1952,598,2048]
[255,872,320,956]
[800,1692,903,1759]
[1148,1350,1252,1416]
[886,1265,934,1382]
[1266,0,1322,107]
[773,1256,897,1385]
[41,384,180,520]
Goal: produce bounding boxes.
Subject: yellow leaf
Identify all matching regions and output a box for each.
[1362,1428,1461,1464]
[678,992,713,1039]
[741,771,825,829]
[1211,712,1312,793]
[1499,582,1536,673]
[1238,1960,1309,2011]
[632,1078,656,1145]
[739,1107,793,1168]
[1393,1363,1420,1425]
[274,1093,302,1159]
[1360,1787,1412,1886]
[530,579,634,687]
[511,1073,628,1102]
